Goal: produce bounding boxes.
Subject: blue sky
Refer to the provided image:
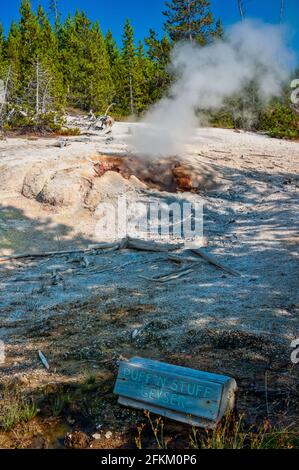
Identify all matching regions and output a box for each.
[1,0,298,58]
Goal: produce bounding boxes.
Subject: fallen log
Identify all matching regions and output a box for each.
[0,241,124,263]
[167,253,200,264]
[211,149,232,154]
[140,263,202,283]
[0,238,240,277]
[191,248,240,276]
[127,237,184,252]
[0,238,183,263]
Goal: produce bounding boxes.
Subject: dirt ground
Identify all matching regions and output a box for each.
[0,122,298,448]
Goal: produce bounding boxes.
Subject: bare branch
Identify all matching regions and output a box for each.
[0,65,12,129]
[49,0,60,25]
[280,0,285,23]
[237,0,245,21]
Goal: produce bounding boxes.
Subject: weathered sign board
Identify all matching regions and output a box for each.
[114,357,237,428]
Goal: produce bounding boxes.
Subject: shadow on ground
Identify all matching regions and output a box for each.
[0,162,298,448]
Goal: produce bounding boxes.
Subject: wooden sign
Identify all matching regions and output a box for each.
[114,357,237,428]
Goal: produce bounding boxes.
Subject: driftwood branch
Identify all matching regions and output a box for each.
[104,102,116,116]
[168,249,240,277]
[140,262,202,283]
[237,0,245,21]
[0,238,240,278]
[191,248,240,276]
[167,253,200,264]
[0,241,124,263]
[280,0,285,23]
[127,237,184,252]
[0,238,183,263]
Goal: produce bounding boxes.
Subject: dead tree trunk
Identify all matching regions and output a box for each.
[0,65,12,128]
[52,0,59,24]
[237,0,245,21]
[280,0,285,23]
[49,0,60,28]
[41,78,52,114]
[187,0,193,42]
[36,60,40,115]
[0,66,11,114]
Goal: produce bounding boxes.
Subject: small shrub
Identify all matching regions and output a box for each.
[2,108,65,134]
[58,127,81,136]
[48,393,71,417]
[260,103,299,140]
[208,110,235,129]
[82,372,97,392]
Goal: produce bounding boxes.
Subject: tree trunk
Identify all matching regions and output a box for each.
[0,65,11,118]
[187,0,193,42]
[54,0,59,24]
[280,0,285,23]
[237,0,244,21]
[0,65,12,134]
[129,72,134,115]
[36,60,39,115]
[42,78,51,114]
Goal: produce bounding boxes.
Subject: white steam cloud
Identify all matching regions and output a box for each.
[131,20,295,157]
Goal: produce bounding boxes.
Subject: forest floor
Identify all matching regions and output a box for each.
[0,121,298,448]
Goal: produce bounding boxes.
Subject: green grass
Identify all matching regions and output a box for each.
[81,372,97,392]
[191,414,299,449]
[0,388,38,431]
[48,393,71,417]
[136,411,299,450]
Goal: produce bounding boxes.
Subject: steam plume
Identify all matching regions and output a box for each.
[132,20,295,157]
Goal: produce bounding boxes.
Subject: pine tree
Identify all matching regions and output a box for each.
[135,41,151,113]
[145,29,171,65]
[7,21,21,65]
[105,30,123,114]
[0,23,6,61]
[89,21,115,111]
[18,3,64,115]
[59,11,91,108]
[213,18,224,39]
[60,12,114,111]
[19,0,40,68]
[6,21,22,101]
[0,25,10,125]
[105,30,119,67]
[49,0,61,29]
[121,19,137,114]
[0,22,7,78]
[145,30,172,103]
[118,19,144,115]
[18,1,43,110]
[5,2,64,122]
[25,59,54,114]
[36,6,65,110]
[163,0,215,44]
